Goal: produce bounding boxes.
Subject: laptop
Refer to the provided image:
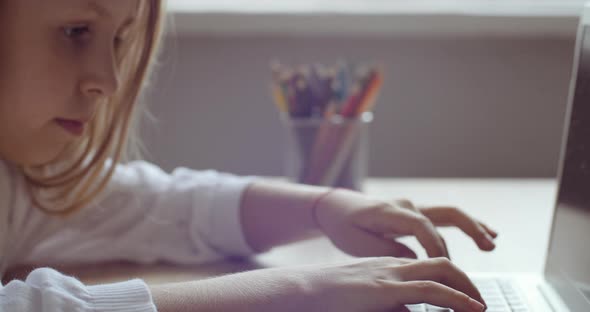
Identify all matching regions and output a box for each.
[407,4,590,312]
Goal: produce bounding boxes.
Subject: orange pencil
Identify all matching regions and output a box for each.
[356,70,383,114]
[340,84,362,118]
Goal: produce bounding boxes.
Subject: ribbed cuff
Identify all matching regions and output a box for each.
[208,175,259,257]
[86,279,156,312]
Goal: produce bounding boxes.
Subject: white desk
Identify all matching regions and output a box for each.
[3,178,557,286]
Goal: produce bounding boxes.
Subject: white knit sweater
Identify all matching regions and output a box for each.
[0,159,257,311]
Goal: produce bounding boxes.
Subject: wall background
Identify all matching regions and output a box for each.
[140,33,575,178]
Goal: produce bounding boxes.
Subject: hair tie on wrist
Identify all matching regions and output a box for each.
[311,188,339,229]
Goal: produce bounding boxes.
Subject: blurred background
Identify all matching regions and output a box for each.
[140,0,583,178]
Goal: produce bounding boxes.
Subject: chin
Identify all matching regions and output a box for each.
[10,145,68,167]
[19,154,60,167]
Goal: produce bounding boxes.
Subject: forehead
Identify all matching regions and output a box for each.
[40,0,139,22]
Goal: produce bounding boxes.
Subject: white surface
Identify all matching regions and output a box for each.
[166,0,582,37]
[258,178,557,274]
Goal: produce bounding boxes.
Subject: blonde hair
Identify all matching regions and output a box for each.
[21,0,166,217]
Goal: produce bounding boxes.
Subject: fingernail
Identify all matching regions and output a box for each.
[469,298,485,311]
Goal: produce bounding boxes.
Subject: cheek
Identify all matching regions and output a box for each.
[26,31,80,113]
[0,95,69,166]
[2,57,76,129]
[0,50,75,165]
[0,77,56,131]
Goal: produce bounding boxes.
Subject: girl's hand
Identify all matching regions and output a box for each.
[151,256,486,312]
[313,188,498,258]
[298,256,487,312]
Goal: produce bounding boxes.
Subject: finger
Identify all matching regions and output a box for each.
[381,240,419,259]
[394,199,415,209]
[479,221,499,238]
[439,234,451,261]
[408,205,451,259]
[385,201,417,240]
[420,207,496,251]
[395,258,485,307]
[391,241,418,259]
[394,202,450,258]
[390,280,485,312]
[342,227,419,258]
[408,214,448,258]
[363,206,447,258]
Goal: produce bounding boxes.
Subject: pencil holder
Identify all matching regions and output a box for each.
[281,112,373,192]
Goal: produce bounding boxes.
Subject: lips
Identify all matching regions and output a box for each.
[55,118,86,136]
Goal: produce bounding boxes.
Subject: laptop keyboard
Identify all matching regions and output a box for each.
[406,278,529,312]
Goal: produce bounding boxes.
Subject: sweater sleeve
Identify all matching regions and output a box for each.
[20,161,260,267]
[0,267,156,312]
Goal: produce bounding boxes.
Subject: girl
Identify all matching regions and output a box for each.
[0,1,497,311]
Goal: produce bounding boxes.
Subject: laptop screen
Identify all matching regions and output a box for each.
[545,22,590,309]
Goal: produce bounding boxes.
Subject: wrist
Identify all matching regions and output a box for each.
[310,187,340,231]
[241,180,329,252]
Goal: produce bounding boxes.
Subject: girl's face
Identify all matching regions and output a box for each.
[0,0,138,166]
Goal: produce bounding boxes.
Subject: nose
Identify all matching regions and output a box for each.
[80,49,120,99]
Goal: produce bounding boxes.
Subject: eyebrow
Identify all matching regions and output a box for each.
[86,1,136,27]
[87,1,111,19]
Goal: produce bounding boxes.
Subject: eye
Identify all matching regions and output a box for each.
[63,25,90,39]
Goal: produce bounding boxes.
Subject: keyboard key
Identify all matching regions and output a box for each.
[425,305,452,311]
[509,305,529,312]
[406,304,426,312]
[408,278,530,312]
[486,303,511,311]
